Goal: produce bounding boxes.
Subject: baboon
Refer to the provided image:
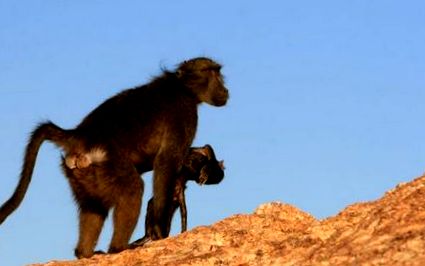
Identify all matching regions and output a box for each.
[131,144,225,247]
[0,57,229,258]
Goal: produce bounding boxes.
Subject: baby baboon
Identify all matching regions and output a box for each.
[0,57,229,258]
[131,144,225,247]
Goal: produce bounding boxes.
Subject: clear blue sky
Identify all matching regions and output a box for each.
[1,1,424,265]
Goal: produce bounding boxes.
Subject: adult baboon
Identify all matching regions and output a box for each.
[0,57,229,258]
[131,144,225,247]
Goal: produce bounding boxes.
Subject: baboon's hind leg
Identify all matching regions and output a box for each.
[108,163,143,254]
[75,206,107,259]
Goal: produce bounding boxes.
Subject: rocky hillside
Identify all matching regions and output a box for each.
[31,175,425,266]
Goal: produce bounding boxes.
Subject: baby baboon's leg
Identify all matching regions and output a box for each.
[144,198,154,239]
[178,191,188,233]
[128,198,153,248]
[108,164,143,254]
[75,207,108,258]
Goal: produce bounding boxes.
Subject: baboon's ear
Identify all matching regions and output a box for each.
[176,69,183,78]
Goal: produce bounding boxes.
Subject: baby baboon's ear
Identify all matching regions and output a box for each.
[192,146,209,158]
[194,144,216,160]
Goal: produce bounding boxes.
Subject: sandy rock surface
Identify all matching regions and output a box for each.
[31,175,425,266]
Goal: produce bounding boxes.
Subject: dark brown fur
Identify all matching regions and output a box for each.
[0,57,228,258]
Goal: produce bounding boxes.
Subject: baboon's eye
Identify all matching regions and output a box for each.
[210,66,221,72]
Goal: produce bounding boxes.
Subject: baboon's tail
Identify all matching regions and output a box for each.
[0,121,71,224]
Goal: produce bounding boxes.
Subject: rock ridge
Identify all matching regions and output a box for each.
[31,174,425,266]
